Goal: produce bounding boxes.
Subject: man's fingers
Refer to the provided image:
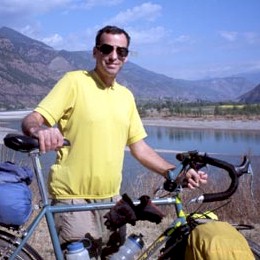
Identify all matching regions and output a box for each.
[198,171,208,184]
[188,177,200,188]
[36,127,64,153]
[186,169,208,189]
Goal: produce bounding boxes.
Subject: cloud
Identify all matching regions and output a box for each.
[0,0,72,28]
[174,35,192,44]
[129,26,167,45]
[243,32,260,44]
[106,2,162,26]
[42,33,64,46]
[0,0,123,17]
[218,31,238,42]
[0,0,124,41]
[18,22,80,51]
[218,30,260,45]
[20,24,41,38]
[180,60,260,80]
[40,28,97,51]
[0,0,70,14]
[69,0,123,10]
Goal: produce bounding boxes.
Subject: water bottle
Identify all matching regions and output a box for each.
[65,241,90,260]
[110,233,144,260]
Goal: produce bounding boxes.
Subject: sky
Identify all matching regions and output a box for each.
[0,0,260,80]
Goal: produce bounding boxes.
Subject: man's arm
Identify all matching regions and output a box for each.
[129,139,174,177]
[22,111,45,136]
[22,111,64,153]
[129,139,207,189]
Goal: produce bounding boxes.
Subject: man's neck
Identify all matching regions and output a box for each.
[94,68,115,88]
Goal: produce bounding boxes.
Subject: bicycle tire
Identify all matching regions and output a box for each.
[247,238,260,260]
[0,230,43,260]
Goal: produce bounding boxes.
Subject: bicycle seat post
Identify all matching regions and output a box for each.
[29,149,49,206]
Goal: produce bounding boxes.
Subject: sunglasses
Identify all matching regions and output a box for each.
[96,44,129,58]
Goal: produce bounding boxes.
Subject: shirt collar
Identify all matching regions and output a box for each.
[90,70,116,90]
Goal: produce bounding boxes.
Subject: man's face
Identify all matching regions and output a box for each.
[94,32,129,79]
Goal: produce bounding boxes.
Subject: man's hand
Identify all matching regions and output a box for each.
[22,111,64,153]
[185,169,208,189]
[32,127,64,153]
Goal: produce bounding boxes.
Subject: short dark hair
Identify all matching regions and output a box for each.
[95,25,131,47]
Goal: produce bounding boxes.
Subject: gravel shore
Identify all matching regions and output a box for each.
[142,117,260,131]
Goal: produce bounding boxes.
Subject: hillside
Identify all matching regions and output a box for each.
[239,83,260,103]
[0,26,259,110]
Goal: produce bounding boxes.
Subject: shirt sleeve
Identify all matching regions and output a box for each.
[127,96,147,145]
[34,72,76,126]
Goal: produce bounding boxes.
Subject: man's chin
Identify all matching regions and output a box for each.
[106,68,120,76]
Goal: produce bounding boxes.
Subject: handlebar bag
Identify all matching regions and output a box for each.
[0,161,33,226]
[185,221,254,260]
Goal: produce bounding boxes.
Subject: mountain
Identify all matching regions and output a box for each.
[0,26,259,109]
[234,71,260,85]
[239,83,260,103]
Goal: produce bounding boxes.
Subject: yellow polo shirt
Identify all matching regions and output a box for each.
[35,70,147,199]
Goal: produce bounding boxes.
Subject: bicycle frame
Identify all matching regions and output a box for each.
[9,148,178,260]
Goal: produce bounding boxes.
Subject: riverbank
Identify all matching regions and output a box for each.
[142,117,260,131]
[1,111,260,130]
[0,110,31,120]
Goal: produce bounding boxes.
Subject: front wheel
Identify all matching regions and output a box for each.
[0,230,43,260]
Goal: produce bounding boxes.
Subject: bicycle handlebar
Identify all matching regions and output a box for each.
[166,151,252,203]
[193,154,238,203]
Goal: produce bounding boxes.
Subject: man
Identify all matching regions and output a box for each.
[22,25,207,258]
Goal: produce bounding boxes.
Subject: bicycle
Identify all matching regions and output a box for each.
[0,133,260,259]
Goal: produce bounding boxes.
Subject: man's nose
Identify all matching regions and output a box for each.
[110,48,118,59]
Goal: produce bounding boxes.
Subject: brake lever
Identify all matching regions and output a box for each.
[163,151,209,192]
